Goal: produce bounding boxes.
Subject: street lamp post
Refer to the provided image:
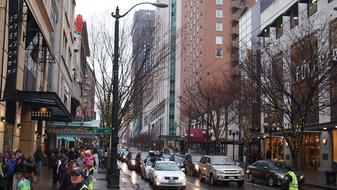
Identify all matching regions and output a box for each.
[108,2,167,188]
[229,130,239,160]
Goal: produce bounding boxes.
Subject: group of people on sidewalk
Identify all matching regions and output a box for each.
[51,147,97,190]
[0,146,43,190]
[0,145,98,190]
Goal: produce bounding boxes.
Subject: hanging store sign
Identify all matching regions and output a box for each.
[31,106,53,120]
[3,0,19,100]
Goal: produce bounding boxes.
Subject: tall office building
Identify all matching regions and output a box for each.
[130,10,155,137]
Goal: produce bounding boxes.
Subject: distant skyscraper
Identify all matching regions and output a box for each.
[131,10,155,136]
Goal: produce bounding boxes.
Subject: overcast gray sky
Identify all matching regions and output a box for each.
[75,0,157,24]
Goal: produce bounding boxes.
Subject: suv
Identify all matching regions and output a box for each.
[198,155,244,186]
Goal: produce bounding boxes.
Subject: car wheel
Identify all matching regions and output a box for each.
[199,171,204,181]
[237,180,244,187]
[268,176,275,187]
[248,173,254,183]
[209,173,217,185]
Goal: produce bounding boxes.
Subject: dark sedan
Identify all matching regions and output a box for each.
[126,152,138,170]
[184,153,202,176]
[135,151,148,173]
[246,160,305,187]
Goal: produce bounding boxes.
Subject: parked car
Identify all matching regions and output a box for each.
[148,161,186,190]
[198,155,244,186]
[141,156,163,180]
[135,152,148,173]
[184,153,202,176]
[127,152,138,170]
[246,160,305,187]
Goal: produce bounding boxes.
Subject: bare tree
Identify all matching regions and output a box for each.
[88,13,173,146]
[238,13,337,169]
[180,73,240,153]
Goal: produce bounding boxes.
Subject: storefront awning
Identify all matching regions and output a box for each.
[14,90,72,121]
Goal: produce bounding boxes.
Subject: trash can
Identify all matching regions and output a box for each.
[325,171,337,185]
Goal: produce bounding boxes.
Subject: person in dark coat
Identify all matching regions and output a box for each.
[33,146,43,176]
[58,156,69,185]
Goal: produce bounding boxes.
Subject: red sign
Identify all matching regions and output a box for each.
[75,14,83,34]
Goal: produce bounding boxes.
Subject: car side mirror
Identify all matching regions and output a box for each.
[181,168,185,172]
[236,163,240,166]
[263,166,269,170]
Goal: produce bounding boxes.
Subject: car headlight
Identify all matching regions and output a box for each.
[239,170,244,175]
[155,175,162,180]
[180,175,186,181]
[123,156,126,159]
[276,173,284,179]
[194,164,199,171]
[215,170,225,174]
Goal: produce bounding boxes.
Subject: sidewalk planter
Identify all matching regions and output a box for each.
[325,171,337,186]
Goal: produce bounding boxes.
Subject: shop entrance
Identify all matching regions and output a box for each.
[302,133,320,169]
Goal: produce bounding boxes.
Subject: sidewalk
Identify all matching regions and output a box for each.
[301,170,337,190]
[35,166,135,190]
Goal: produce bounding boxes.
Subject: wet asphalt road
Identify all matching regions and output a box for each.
[118,161,318,190]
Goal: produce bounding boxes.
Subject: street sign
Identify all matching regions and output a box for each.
[92,128,111,134]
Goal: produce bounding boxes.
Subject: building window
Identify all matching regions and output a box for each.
[216,36,223,44]
[275,19,283,39]
[216,22,223,31]
[216,0,223,5]
[216,9,223,18]
[308,0,317,17]
[290,10,298,29]
[216,48,223,58]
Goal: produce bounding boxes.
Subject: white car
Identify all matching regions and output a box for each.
[149,161,186,190]
[141,157,162,180]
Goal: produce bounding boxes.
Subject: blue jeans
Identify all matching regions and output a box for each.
[35,162,41,175]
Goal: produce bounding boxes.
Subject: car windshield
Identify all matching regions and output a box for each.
[131,153,137,159]
[155,163,180,171]
[192,156,201,162]
[212,157,235,165]
[268,162,279,170]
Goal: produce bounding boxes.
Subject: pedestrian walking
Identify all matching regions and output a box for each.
[68,148,77,163]
[51,149,59,184]
[5,152,16,190]
[76,151,85,168]
[33,146,43,176]
[58,156,70,185]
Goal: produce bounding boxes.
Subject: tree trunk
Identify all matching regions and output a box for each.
[290,149,301,170]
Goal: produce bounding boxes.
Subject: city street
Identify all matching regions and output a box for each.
[118,161,318,190]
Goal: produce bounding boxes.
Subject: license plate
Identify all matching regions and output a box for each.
[168,180,175,183]
[229,177,235,180]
